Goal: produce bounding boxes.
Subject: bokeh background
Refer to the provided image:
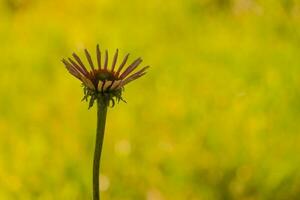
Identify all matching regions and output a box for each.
[0,0,300,199]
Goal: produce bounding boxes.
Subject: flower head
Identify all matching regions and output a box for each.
[62,44,149,108]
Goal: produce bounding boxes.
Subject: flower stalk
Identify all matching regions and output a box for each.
[62,44,149,200]
[93,95,109,200]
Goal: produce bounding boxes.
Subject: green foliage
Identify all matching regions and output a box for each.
[82,86,125,109]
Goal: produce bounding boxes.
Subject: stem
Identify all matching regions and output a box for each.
[93,96,108,200]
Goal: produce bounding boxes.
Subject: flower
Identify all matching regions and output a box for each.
[62,44,149,108]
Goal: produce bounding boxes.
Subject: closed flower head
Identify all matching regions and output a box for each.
[62,44,149,108]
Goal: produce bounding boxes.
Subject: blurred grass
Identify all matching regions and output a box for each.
[0,0,300,199]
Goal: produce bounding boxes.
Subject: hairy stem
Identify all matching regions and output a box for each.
[93,96,108,200]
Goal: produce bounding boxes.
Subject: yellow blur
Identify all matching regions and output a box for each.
[0,0,299,199]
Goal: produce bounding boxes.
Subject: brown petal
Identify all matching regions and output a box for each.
[68,58,88,77]
[85,49,95,70]
[103,81,113,91]
[96,44,101,70]
[110,80,122,90]
[120,70,147,87]
[72,53,90,75]
[98,81,104,92]
[62,58,75,72]
[130,65,149,77]
[119,58,142,79]
[97,80,112,92]
[116,53,129,75]
[111,49,118,71]
[62,59,82,80]
[81,75,96,90]
[104,50,108,70]
[119,72,146,87]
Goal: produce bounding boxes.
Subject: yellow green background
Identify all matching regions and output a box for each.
[0,0,300,199]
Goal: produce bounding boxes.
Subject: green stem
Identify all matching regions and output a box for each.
[93,96,108,200]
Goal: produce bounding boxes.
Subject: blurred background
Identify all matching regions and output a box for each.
[0,0,300,199]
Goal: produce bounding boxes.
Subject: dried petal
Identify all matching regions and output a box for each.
[120,72,146,87]
[72,53,90,75]
[111,49,118,71]
[110,80,122,90]
[85,49,95,70]
[119,58,142,79]
[116,53,129,74]
[62,59,82,80]
[81,76,95,90]
[104,50,108,70]
[68,58,88,76]
[103,81,113,91]
[96,44,101,69]
[62,45,149,108]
